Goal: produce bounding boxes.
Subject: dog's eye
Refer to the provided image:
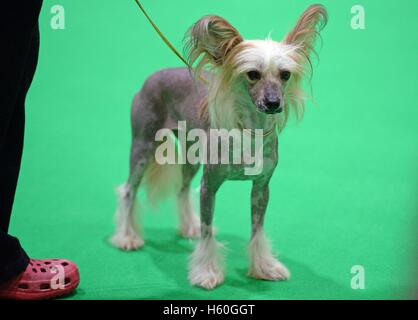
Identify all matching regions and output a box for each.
[247,70,261,81]
[280,70,291,81]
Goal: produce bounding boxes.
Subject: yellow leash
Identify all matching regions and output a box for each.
[133,0,191,68]
[133,0,209,85]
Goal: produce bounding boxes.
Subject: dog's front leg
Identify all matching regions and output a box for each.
[188,169,225,290]
[248,181,290,280]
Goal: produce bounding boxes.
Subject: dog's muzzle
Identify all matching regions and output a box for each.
[258,98,283,114]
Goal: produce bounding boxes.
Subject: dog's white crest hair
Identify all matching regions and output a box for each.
[185,4,327,131]
[232,39,305,131]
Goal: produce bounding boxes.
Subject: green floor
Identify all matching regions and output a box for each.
[9,0,417,299]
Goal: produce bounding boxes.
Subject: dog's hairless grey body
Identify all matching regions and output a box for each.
[129,67,278,238]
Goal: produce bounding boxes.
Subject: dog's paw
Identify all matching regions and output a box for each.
[180,224,201,239]
[111,233,144,251]
[189,267,224,290]
[179,213,201,239]
[249,258,290,281]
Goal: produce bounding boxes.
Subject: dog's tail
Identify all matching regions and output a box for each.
[142,134,182,206]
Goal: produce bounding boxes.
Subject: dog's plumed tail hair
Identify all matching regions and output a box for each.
[142,136,182,206]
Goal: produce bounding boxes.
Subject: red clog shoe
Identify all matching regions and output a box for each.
[0,258,80,300]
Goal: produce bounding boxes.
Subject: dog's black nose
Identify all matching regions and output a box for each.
[265,98,281,111]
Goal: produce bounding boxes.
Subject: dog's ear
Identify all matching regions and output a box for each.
[284,4,328,62]
[185,15,243,73]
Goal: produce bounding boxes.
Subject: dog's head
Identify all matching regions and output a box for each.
[185,4,327,129]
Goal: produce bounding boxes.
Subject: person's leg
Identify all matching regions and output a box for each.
[0,2,42,283]
[0,25,40,229]
[0,2,80,299]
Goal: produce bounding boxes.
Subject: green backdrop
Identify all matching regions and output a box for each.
[9,0,417,299]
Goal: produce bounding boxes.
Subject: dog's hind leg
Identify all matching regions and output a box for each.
[177,163,201,239]
[248,181,290,280]
[111,139,154,251]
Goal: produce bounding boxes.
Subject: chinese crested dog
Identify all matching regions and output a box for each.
[111,4,327,289]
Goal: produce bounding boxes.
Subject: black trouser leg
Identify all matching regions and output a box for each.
[0,2,42,284]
